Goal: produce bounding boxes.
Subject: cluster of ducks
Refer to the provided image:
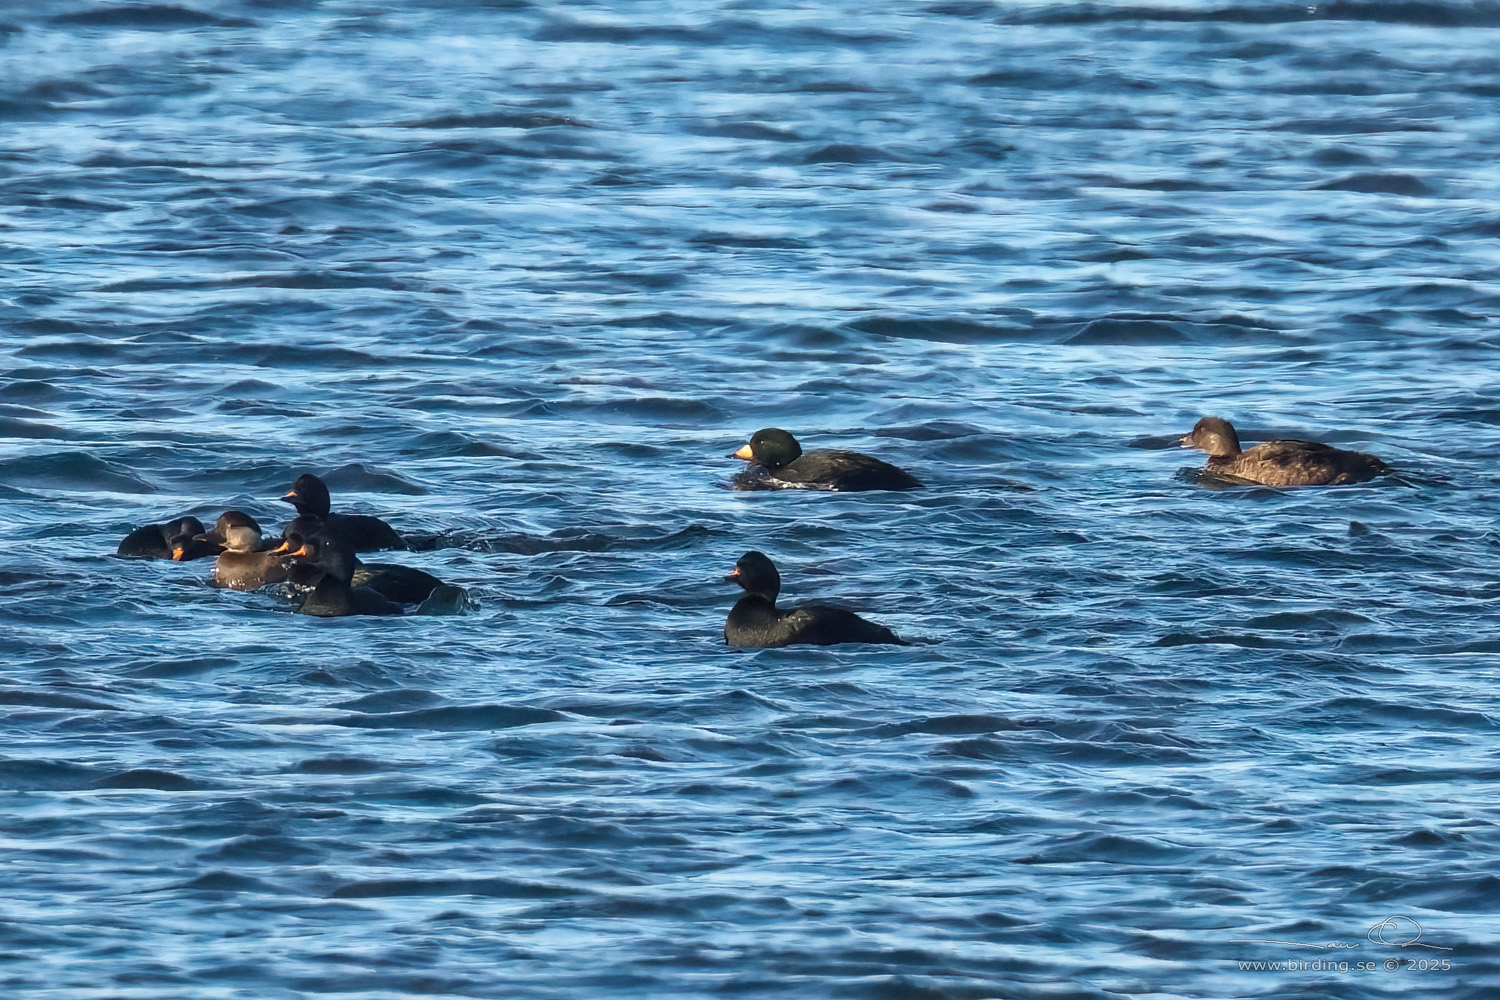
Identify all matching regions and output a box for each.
[118,474,461,617]
[726,418,1385,646]
[117,419,1390,643]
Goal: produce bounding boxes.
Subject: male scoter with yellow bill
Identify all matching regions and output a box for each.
[278,473,404,551]
[728,428,921,491]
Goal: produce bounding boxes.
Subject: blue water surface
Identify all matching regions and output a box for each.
[3,1,1499,998]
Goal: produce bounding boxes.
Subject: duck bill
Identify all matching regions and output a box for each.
[724,567,741,583]
[730,443,754,460]
[267,540,293,555]
[285,543,311,559]
[279,489,300,505]
[170,546,188,561]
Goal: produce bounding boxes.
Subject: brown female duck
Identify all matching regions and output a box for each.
[1179,416,1388,487]
[184,511,287,591]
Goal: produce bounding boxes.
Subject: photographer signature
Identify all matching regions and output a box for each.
[1230,916,1452,951]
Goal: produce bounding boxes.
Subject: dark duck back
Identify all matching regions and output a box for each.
[724,550,907,648]
[1179,416,1388,487]
[117,516,221,560]
[280,473,405,552]
[187,511,287,590]
[730,428,921,491]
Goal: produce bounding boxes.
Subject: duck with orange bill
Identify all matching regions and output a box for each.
[277,526,402,617]
[117,515,222,561]
[729,428,921,491]
[724,550,908,649]
[273,515,449,607]
[279,473,404,552]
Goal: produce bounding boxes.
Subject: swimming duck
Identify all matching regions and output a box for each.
[279,473,405,552]
[280,527,401,617]
[274,515,443,605]
[724,550,907,648]
[117,516,222,561]
[184,511,287,591]
[729,428,922,491]
[1179,416,1388,487]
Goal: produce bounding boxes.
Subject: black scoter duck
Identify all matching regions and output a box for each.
[1179,416,1388,487]
[279,473,404,552]
[730,428,921,492]
[724,550,907,648]
[280,527,400,617]
[184,511,287,591]
[117,516,222,561]
[275,515,443,605]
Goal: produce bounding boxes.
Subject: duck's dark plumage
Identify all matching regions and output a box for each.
[276,515,443,605]
[117,516,221,561]
[1179,416,1388,487]
[724,550,907,649]
[280,527,401,617]
[189,511,287,591]
[353,562,444,605]
[730,428,921,492]
[280,473,405,552]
